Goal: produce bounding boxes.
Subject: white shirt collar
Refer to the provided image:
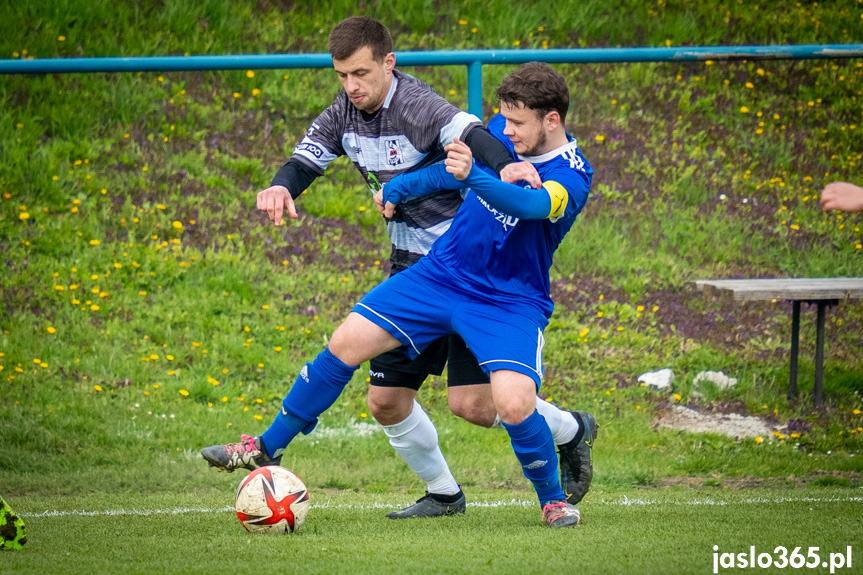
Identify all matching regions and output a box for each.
[517,137,579,164]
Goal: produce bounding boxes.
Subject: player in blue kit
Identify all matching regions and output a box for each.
[204,62,593,527]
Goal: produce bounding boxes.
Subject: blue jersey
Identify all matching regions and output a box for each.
[416,113,593,317]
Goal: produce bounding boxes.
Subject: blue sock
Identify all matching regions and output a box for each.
[260,347,358,457]
[502,410,566,505]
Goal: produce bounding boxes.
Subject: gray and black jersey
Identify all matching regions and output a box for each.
[289,71,482,273]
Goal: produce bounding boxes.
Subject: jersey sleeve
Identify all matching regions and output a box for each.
[392,79,482,155]
[289,94,349,175]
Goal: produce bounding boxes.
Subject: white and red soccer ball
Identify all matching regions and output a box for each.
[234,467,311,534]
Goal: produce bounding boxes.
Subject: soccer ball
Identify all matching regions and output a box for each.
[234,466,311,534]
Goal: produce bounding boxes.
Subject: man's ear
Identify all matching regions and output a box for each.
[384,52,396,73]
[545,110,561,132]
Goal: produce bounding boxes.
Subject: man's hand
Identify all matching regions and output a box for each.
[500,161,541,189]
[820,181,863,213]
[444,137,474,180]
[256,185,298,225]
[373,190,397,218]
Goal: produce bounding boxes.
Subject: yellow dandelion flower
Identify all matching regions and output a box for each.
[595,135,605,142]
[251,88,260,96]
[739,106,750,113]
[89,239,100,245]
[254,414,263,420]
[179,389,189,397]
[47,326,56,334]
[755,436,763,444]
[262,304,269,310]
[58,36,66,41]
[94,385,102,392]
[19,212,29,220]
[673,393,682,401]
[90,304,99,311]
[246,70,255,78]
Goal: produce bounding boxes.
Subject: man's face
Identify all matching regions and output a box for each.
[332,46,395,114]
[500,101,549,157]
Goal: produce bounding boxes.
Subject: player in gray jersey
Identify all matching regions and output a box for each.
[249,16,596,518]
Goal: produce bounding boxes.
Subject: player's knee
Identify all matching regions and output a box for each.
[366,391,410,425]
[448,395,495,427]
[494,395,533,425]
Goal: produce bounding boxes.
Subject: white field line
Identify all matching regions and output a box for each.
[19,494,863,518]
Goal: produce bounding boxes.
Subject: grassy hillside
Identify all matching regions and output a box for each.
[1,1,862,499]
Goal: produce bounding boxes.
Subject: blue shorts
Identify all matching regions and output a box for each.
[352,265,549,389]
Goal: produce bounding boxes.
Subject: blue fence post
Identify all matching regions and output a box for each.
[467,60,483,119]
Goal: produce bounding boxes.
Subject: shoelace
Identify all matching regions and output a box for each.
[225,434,258,456]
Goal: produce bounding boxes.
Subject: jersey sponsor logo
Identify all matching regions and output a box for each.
[524,459,548,470]
[366,173,382,193]
[307,123,320,137]
[369,369,385,379]
[296,142,324,158]
[385,139,404,166]
[476,195,519,231]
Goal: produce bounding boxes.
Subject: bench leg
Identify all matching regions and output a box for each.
[788,301,800,399]
[814,302,827,407]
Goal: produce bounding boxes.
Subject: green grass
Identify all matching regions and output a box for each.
[1,1,863,571]
[5,489,861,574]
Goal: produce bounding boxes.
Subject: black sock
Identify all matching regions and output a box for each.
[430,490,463,503]
[569,412,586,445]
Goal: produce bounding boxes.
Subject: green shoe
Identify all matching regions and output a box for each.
[0,496,27,550]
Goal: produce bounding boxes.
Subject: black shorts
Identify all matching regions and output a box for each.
[368,334,489,390]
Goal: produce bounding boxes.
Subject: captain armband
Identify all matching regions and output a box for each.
[543,180,569,221]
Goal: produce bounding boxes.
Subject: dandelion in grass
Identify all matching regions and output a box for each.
[740,106,750,113]
[47,327,56,334]
[94,385,102,391]
[179,390,189,397]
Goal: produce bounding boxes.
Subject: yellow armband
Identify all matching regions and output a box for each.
[543,180,569,220]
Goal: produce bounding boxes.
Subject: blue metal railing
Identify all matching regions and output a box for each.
[3,45,862,117]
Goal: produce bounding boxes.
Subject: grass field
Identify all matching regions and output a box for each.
[6,489,863,575]
[1,0,862,572]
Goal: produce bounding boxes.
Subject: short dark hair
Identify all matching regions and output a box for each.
[496,62,569,123]
[328,16,393,62]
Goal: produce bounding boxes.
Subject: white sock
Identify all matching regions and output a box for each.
[534,397,580,445]
[382,400,460,495]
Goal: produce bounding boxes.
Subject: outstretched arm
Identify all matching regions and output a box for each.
[821,181,863,212]
[445,138,568,220]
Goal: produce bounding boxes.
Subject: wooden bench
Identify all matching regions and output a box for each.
[691,278,863,406]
